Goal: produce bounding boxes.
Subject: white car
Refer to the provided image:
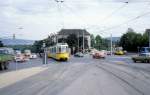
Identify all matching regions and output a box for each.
[30,53,37,59]
[14,55,25,62]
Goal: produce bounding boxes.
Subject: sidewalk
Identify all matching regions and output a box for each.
[0,66,48,89]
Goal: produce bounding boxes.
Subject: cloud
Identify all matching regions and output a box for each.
[0,0,150,40]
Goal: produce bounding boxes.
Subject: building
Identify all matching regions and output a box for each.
[57,29,91,48]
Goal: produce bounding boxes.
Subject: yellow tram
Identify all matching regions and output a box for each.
[47,43,70,61]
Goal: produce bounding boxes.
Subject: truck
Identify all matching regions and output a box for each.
[0,48,14,70]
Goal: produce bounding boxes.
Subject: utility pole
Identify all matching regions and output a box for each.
[146,29,150,47]
[147,29,150,47]
[78,31,79,52]
[43,41,47,65]
[55,0,64,43]
[83,30,84,53]
[110,34,113,56]
[149,31,150,48]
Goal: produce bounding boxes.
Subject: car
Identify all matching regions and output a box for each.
[115,50,124,55]
[139,47,150,57]
[107,51,111,55]
[90,51,95,55]
[14,54,26,62]
[30,53,37,59]
[74,52,84,57]
[93,51,106,59]
[93,52,101,59]
[114,47,124,55]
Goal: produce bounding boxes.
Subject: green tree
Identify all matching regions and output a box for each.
[119,28,143,51]
[142,31,149,46]
[95,35,102,50]
[101,38,109,50]
[90,34,95,48]
[66,34,78,54]
[32,40,44,57]
[79,37,88,49]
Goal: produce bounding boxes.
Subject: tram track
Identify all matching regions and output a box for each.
[95,63,150,95]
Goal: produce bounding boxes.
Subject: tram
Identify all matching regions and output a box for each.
[47,43,70,61]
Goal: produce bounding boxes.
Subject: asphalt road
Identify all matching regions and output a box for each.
[0,54,150,95]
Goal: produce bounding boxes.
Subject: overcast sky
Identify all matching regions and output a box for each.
[0,0,150,40]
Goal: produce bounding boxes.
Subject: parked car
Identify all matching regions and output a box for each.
[74,52,84,57]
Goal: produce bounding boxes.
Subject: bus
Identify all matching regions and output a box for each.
[47,43,70,61]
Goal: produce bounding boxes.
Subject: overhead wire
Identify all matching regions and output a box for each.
[86,1,129,30]
[54,0,150,36]
[63,2,89,29]
[101,2,150,32]
[63,1,130,36]
[63,2,112,35]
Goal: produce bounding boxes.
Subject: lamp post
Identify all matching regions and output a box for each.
[110,34,113,56]
[83,30,84,53]
[43,41,47,64]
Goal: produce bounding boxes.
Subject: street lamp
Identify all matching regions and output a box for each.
[42,41,47,64]
[110,33,113,56]
[55,0,64,29]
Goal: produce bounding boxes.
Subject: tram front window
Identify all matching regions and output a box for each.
[61,46,67,53]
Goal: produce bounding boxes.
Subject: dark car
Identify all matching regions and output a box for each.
[74,52,84,57]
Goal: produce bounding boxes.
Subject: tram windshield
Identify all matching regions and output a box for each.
[58,46,68,53]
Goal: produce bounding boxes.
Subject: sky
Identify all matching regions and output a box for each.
[0,0,150,40]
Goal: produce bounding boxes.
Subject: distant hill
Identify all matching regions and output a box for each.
[106,37,120,42]
[1,38,35,45]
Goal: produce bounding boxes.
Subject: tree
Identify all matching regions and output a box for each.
[101,38,110,50]
[32,40,44,57]
[90,34,95,48]
[119,28,143,51]
[95,35,102,50]
[66,34,78,54]
[0,41,4,47]
[142,31,149,47]
[79,37,88,49]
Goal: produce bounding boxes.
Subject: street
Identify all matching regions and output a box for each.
[0,55,150,95]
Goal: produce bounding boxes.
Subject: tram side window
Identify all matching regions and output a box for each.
[50,48,52,53]
[51,48,52,53]
[58,47,61,53]
[54,47,56,53]
[52,48,54,53]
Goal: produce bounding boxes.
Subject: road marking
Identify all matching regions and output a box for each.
[111,61,125,64]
